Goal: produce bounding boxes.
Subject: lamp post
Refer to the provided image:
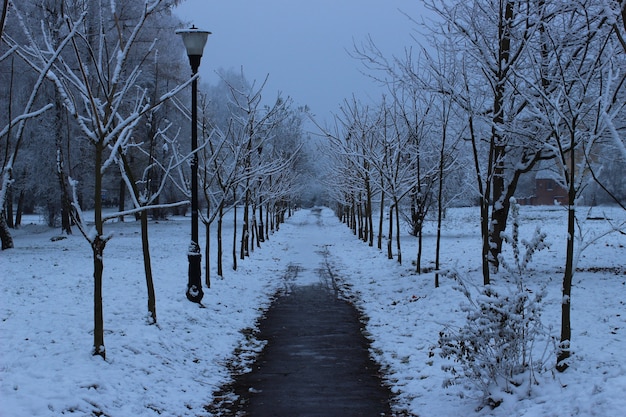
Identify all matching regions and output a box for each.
[176,26,211,303]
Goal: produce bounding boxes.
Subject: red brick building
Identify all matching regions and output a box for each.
[517,169,568,206]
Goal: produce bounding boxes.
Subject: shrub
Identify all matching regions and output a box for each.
[435,199,553,408]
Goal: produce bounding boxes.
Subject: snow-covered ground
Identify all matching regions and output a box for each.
[329,206,626,416]
[1,205,625,416]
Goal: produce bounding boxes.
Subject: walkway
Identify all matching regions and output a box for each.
[212,208,393,416]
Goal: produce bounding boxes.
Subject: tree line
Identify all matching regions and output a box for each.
[321,0,626,377]
[0,0,308,359]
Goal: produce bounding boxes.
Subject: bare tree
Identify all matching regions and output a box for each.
[423,50,465,287]
[330,96,421,264]
[14,0,193,358]
[0,0,77,249]
[422,0,559,276]
[115,121,191,323]
[196,71,302,277]
[321,98,385,252]
[519,0,626,371]
[388,75,440,273]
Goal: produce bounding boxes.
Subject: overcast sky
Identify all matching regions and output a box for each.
[173,0,429,126]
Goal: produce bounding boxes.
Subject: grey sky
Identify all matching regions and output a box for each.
[173,0,427,125]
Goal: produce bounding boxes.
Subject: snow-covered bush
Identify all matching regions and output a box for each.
[435,200,553,408]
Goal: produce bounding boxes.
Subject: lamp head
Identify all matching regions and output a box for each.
[176,25,211,57]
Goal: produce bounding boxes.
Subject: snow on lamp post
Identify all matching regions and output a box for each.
[176,25,211,304]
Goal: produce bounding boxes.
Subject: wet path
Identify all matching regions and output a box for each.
[211,208,392,416]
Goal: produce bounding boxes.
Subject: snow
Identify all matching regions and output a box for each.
[1,205,625,416]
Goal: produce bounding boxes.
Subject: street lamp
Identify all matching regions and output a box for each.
[176,25,211,303]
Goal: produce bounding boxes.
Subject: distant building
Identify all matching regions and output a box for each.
[517,168,568,206]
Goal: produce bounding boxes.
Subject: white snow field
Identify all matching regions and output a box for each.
[1,205,625,416]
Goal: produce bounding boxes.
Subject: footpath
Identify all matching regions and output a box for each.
[212,208,393,416]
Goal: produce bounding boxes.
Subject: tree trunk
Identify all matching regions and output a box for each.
[0,212,13,249]
[378,191,384,250]
[414,191,423,273]
[55,95,72,235]
[205,220,211,288]
[558,133,577,372]
[435,116,447,287]
[387,204,393,260]
[357,199,363,240]
[410,191,418,237]
[118,178,125,222]
[481,201,491,286]
[351,198,357,235]
[557,199,575,372]
[258,203,265,242]
[141,210,157,324]
[5,187,14,228]
[15,190,24,228]
[251,203,259,250]
[250,211,256,253]
[395,199,401,264]
[468,106,491,285]
[232,196,238,271]
[435,181,444,288]
[365,173,374,247]
[217,201,223,277]
[488,0,514,272]
[240,197,249,260]
[417,225,423,274]
[0,0,8,39]
[92,236,106,359]
[60,193,72,234]
[119,151,157,321]
[264,202,270,241]
[93,143,105,359]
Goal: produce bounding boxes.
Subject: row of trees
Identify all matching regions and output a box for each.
[195,72,307,280]
[324,0,626,374]
[0,0,307,359]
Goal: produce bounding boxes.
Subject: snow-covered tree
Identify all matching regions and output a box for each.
[12,0,194,358]
[426,0,550,275]
[518,0,626,371]
[196,70,303,277]
[0,0,79,249]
